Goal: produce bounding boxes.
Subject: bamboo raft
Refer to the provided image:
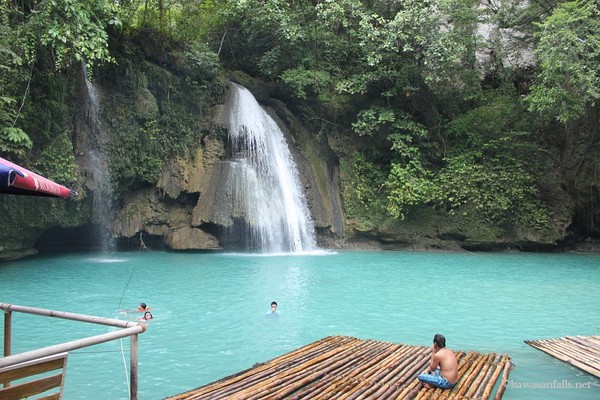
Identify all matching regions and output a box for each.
[525,335,600,378]
[166,335,512,400]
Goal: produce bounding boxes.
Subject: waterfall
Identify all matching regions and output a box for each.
[81,62,114,252]
[225,83,317,253]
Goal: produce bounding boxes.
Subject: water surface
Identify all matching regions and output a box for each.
[1,250,599,399]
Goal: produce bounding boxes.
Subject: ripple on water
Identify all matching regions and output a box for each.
[1,250,599,400]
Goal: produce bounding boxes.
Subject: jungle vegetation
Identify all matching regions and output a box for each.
[0,0,599,240]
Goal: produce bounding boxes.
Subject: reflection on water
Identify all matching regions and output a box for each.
[0,251,599,399]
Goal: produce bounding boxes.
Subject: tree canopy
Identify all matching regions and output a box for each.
[1,0,598,237]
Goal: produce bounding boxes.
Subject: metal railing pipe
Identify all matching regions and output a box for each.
[0,303,138,329]
[0,324,146,369]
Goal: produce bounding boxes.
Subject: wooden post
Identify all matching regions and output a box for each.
[3,310,10,357]
[3,310,11,388]
[130,333,139,400]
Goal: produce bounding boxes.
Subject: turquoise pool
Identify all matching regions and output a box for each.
[1,250,599,399]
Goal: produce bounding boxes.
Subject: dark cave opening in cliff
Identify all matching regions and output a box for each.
[35,226,166,253]
[200,219,263,252]
[35,224,102,253]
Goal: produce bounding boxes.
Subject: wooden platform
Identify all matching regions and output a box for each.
[167,336,512,400]
[525,335,600,378]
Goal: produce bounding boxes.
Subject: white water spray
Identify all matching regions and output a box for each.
[81,62,113,252]
[225,83,317,253]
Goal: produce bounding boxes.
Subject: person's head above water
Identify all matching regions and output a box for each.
[271,301,277,313]
[433,334,446,349]
[143,311,153,320]
[138,303,147,311]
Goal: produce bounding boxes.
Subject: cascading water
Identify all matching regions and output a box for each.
[81,62,114,252]
[225,83,317,253]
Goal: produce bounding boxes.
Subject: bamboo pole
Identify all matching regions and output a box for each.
[0,303,138,329]
[187,337,356,399]
[450,352,486,399]
[380,347,426,386]
[164,337,351,399]
[289,373,336,399]
[527,340,600,377]
[445,352,477,400]
[234,340,370,400]
[369,345,409,378]
[550,342,600,374]
[493,356,512,400]
[544,339,599,363]
[0,325,146,369]
[356,347,412,398]
[568,336,600,354]
[168,337,513,400]
[376,346,414,380]
[472,354,502,398]
[464,353,495,398]
[480,355,510,400]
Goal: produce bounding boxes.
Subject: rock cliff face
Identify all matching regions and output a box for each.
[110,85,345,250]
[1,61,596,260]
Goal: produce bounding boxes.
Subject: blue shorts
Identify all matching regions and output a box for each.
[417,369,455,389]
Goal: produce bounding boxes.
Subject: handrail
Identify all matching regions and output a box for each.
[0,303,139,328]
[1,302,146,400]
[0,324,145,368]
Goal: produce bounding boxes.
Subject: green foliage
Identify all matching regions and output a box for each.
[386,160,436,219]
[434,94,547,229]
[34,131,77,185]
[352,107,397,137]
[382,113,435,220]
[185,43,221,83]
[111,119,164,186]
[349,91,549,230]
[1,127,32,156]
[0,4,29,156]
[98,30,225,196]
[348,106,437,220]
[0,0,578,249]
[36,0,121,72]
[445,93,528,148]
[340,152,389,226]
[317,0,480,99]
[527,0,600,123]
[353,106,429,160]
[433,149,548,229]
[172,0,231,44]
[281,68,332,102]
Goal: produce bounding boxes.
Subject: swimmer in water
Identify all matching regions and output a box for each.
[266,301,278,315]
[139,311,153,321]
[119,302,151,314]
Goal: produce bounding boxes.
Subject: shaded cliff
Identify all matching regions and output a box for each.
[1,32,599,260]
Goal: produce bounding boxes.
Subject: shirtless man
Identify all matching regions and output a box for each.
[418,334,458,389]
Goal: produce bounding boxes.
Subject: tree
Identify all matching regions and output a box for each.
[527,0,600,123]
[0,0,120,158]
[0,3,31,156]
[35,0,121,72]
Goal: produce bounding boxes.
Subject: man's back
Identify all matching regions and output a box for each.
[436,348,458,384]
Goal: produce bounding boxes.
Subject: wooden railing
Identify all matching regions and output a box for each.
[1,303,146,400]
[0,352,68,400]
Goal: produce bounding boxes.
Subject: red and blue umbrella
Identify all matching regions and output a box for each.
[0,157,78,198]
